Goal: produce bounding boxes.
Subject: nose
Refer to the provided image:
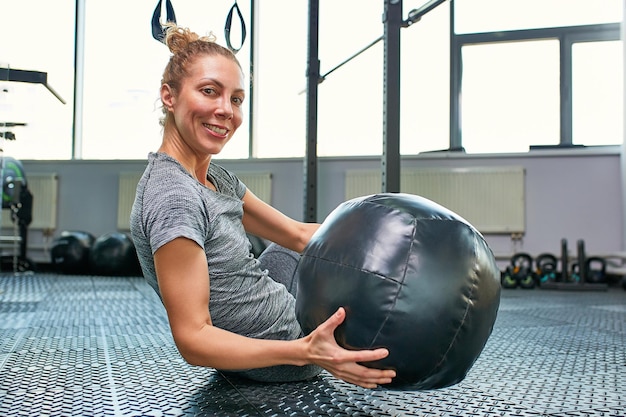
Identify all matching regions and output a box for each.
[215,96,234,120]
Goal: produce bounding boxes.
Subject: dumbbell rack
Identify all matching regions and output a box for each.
[541,238,608,291]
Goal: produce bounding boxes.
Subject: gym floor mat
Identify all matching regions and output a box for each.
[1,273,624,416]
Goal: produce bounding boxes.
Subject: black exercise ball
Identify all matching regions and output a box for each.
[295,193,501,390]
[51,231,95,274]
[89,232,141,276]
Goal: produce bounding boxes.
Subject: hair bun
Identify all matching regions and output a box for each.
[164,23,217,54]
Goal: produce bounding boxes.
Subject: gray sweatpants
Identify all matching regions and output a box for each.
[220,243,323,383]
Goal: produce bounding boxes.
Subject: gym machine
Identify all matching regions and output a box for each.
[0,153,34,272]
[303,0,448,222]
[0,65,65,272]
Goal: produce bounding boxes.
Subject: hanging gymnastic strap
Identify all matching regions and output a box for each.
[151,0,177,43]
[224,1,246,53]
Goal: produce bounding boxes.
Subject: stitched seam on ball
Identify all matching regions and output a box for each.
[365,217,415,349]
[303,255,405,285]
[430,226,479,376]
[300,254,399,350]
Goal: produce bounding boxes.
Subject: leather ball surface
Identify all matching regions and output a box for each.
[295,193,501,390]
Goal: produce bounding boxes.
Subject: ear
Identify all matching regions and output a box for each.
[161,83,175,111]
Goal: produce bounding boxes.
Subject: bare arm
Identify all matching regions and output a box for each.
[241,189,318,253]
[154,237,396,388]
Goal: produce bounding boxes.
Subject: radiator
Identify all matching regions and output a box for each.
[345,167,525,234]
[1,173,59,230]
[235,172,272,204]
[117,172,143,230]
[116,171,273,231]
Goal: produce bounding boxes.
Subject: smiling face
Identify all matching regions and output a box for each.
[161,53,245,158]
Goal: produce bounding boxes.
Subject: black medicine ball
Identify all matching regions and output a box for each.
[51,230,95,274]
[295,193,501,390]
[89,232,141,276]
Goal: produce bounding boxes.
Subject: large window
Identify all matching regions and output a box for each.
[255,0,450,158]
[461,40,560,153]
[1,1,623,160]
[81,0,251,160]
[572,40,623,145]
[315,0,385,157]
[0,0,75,160]
[400,2,450,155]
[253,1,308,158]
[453,0,622,153]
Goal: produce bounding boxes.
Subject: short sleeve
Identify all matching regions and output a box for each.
[142,176,209,255]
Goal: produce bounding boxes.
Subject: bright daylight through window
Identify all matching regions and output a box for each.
[0,0,622,160]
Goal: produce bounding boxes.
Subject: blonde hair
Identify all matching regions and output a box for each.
[159,23,242,126]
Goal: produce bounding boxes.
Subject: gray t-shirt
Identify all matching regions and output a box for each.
[130,152,301,341]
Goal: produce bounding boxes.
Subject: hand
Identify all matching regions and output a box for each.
[304,307,396,389]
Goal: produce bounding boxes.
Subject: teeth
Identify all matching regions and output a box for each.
[203,123,227,135]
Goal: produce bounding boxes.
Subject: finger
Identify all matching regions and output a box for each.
[342,347,390,363]
[335,364,396,389]
[318,307,346,333]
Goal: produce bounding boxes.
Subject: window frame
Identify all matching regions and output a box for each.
[450,21,622,150]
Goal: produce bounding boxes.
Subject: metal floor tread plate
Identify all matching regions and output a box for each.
[0,273,624,417]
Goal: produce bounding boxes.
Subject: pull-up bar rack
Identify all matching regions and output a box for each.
[303,0,447,222]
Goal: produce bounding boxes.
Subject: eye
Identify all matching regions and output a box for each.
[231,96,244,107]
[202,87,217,96]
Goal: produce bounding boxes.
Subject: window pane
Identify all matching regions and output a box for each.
[255,1,450,158]
[461,40,560,153]
[256,1,386,158]
[0,1,75,160]
[254,2,308,158]
[316,0,383,157]
[400,1,450,154]
[456,0,622,34]
[572,41,623,146]
[82,0,250,160]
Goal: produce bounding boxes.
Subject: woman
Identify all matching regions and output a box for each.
[130,24,396,389]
